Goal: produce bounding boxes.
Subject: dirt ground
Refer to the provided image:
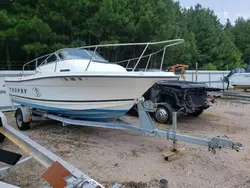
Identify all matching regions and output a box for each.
[0,100,250,188]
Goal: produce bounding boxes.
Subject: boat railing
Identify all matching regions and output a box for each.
[78,39,184,71]
[22,39,184,75]
[113,46,167,71]
[22,53,55,76]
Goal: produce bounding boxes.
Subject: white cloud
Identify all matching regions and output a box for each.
[216,12,221,17]
[223,11,229,18]
[215,11,230,24]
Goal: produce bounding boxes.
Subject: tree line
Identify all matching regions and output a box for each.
[0,0,250,70]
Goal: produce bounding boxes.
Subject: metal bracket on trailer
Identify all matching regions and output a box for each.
[0,111,107,188]
[30,101,243,154]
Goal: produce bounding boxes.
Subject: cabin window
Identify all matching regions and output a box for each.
[58,52,64,59]
[85,50,108,63]
[59,49,90,60]
[46,54,57,64]
[58,49,109,63]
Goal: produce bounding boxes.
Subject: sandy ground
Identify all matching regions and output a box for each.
[0,100,250,188]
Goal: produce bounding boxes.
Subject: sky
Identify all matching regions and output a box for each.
[176,0,250,24]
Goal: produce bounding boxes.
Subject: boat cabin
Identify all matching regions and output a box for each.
[36,49,126,73]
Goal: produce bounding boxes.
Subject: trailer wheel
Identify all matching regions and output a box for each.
[187,108,204,117]
[154,104,173,124]
[15,108,31,131]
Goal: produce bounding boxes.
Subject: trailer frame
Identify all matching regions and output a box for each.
[14,100,243,154]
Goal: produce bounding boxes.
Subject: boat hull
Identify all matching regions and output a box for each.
[229,73,250,89]
[5,73,177,121]
[11,96,132,121]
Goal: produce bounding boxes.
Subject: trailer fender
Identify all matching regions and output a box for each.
[15,107,31,123]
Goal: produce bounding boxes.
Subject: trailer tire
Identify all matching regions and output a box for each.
[15,108,31,131]
[187,108,204,117]
[154,104,173,124]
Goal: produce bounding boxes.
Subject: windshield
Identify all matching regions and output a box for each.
[85,50,108,62]
[58,49,108,62]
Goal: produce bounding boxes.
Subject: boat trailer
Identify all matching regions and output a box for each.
[0,100,243,187]
[14,100,243,155]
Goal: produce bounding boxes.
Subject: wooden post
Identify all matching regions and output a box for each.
[195,62,198,82]
[222,72,225,90]
[209,72,211,87]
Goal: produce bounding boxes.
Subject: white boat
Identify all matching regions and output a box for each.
[4,39,183,122]
[226,73,250,89]
[222,68,250,89]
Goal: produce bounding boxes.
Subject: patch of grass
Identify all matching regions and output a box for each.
[131,149,139,157]
[201,112,216,117]
[122,181,149,188]
[3,111,14,116]
[157,124,171,130]
[245,179,250,184]
[221,97,229,101]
